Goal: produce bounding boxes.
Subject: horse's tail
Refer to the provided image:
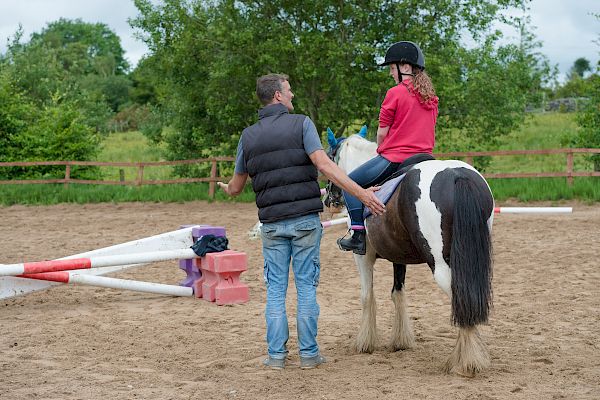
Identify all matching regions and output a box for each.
[450,177,493,327]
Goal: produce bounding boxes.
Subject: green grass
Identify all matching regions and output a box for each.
[0,183,256,206]
[487,113,593,173]
[489,177,600,202]
[97,131,174,181]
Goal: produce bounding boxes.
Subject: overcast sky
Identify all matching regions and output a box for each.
[0,0,598,82]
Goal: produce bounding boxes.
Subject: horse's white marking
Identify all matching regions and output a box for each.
[413,160,452,296]
[354,248,378,352]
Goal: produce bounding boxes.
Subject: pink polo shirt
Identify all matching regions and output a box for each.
[377,80,439,163]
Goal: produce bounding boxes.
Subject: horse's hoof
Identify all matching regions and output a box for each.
[444,357,485,378]
[355,342,376,354]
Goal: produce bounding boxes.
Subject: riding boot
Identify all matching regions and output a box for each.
[337,230,366,255]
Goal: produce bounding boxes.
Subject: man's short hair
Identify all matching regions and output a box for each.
[256,73,289,105]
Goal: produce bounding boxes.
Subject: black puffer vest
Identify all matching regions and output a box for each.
[242,103,323,223]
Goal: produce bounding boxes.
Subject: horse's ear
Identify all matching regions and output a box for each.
[326,127,338,147]
[358,125,368,138]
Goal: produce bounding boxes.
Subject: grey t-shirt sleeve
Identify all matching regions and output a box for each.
[234,137,247,174]
[303,117,323,155]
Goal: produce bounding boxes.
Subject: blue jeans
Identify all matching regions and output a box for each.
[342,155,398,227]
[260,213,323,359]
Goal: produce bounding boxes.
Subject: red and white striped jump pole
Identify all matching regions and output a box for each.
[20,271,193,297]
[0,248,198,277]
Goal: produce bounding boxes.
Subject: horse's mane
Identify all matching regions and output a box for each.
[343,134,377,152]
[337,134,377,173]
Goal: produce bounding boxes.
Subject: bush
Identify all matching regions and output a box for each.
[5,100,102,180]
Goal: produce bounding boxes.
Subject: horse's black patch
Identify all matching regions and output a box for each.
[429,167,493,266]
[430,166,494,327]
[392,263,407,292]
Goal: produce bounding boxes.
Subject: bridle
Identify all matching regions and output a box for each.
[324,138,347,209]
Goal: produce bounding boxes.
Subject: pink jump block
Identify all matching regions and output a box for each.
[193,250,249,305]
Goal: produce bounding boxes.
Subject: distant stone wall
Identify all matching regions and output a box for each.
[544,97,590,112]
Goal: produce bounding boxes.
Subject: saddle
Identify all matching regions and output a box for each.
[386,153,436,184]
[363,153,435,219]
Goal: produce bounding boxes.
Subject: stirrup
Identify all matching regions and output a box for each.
[336,229,353,251]
[337,229,366,255]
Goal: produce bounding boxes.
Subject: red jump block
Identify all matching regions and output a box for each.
[196,250,249,305]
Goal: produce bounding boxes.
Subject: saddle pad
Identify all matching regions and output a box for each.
[363,173,405,219]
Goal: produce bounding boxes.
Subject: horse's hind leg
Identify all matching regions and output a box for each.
[445,325,490,377]
[354,247,377,353]
[390,263,415,351]
[432,261,490,377]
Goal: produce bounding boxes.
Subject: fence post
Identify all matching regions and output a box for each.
[208,159,218,199]
[566,151,574,187]
[64,164,71,188]
[465,156,474,166]
[119,169,125,182]
[137,165,145,186]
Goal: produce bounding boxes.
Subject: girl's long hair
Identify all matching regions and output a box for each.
[412,69,436,104]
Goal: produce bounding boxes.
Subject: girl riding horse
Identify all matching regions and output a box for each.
[338,41,439,255]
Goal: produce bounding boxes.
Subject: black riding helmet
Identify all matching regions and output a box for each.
[379,41,425,70]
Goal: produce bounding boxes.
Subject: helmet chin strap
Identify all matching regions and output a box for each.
[395,62,415,84]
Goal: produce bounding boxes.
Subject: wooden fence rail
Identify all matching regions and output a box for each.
[1,149,599,198]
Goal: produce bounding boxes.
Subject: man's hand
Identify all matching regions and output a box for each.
[357,186,385,215]
[217,181,229,195]
[217,173,248,197]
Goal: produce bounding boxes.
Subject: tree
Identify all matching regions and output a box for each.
[6,19,131,115]
[568,57,592,79]
[30,18,129,75]
[131,0,550,173]
[0,62,36,164]
[572,14,600,171]
[573,74,600,170]
[0,22,108,179]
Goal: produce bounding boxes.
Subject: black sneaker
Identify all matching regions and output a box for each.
[300,354,326,369]
[337,230,366,255]
[262,356,285,370]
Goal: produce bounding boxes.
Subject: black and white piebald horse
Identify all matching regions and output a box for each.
[325,131,495,377]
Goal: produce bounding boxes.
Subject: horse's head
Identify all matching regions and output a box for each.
[324,127,346,209]
[323,125,375,209]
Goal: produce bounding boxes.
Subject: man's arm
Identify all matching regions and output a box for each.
[309,149,385,215]
[217,173,248,196]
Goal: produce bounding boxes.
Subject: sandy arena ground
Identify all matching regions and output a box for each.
[0,201,599,399]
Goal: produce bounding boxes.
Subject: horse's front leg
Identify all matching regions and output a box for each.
[354,246,377,353]
[390,263,415,350]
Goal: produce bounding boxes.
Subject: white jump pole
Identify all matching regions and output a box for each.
[494,207,572,214]
[0,248,199,277]
[316,208,573,229]
[321,217,350,228]
[20,271,193,297]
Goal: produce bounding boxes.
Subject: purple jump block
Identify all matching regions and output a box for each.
[179,224,200,230]
[192,226,226,240]
[179,258,202,288]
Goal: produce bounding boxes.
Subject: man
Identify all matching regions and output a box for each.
[218,73,384,370]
